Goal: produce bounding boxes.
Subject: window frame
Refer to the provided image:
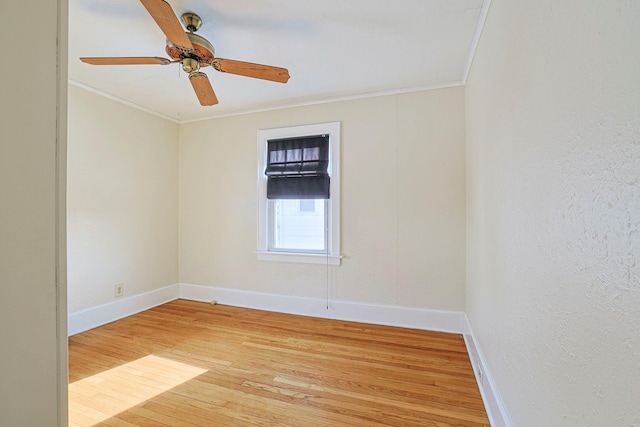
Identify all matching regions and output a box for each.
[257,122,341,265]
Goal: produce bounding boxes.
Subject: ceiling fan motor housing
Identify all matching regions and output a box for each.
[166,32,215,67]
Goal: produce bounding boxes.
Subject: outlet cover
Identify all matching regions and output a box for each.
[114,284,124,297]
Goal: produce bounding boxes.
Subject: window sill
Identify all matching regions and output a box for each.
[256,251,342,266]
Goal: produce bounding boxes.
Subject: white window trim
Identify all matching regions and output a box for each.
[256,122,342,265]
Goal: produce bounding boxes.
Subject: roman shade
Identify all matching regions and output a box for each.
[265,135,330,199]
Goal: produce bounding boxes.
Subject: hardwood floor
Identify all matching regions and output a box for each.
[69,299,489,426]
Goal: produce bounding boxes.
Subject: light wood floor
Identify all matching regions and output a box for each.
[69,299,489,426]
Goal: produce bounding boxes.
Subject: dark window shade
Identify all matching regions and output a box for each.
[267,176,330,199]
[265,135,330,199]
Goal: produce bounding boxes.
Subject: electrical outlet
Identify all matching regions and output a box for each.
[114,284,124,298]
[477,365,484,386]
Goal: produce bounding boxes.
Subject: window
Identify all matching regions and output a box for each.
[257,122,341,265]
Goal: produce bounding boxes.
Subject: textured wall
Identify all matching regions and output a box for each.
[179,88,467,311]
[466,0,640,425]
[67,86,179,312]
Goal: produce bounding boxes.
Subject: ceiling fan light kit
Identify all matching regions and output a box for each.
[79,0,290,107]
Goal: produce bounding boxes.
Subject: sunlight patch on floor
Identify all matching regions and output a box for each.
[68,354,207,427]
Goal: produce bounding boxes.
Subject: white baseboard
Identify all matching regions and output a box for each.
[463,314,513,427]
[68,284,180,336]
[69,283,466,336]
[179,283,467,334]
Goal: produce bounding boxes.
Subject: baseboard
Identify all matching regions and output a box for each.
[69,283,466,336]
[463,314,513,427]
[68,284,180,336]
[179,283,467,334]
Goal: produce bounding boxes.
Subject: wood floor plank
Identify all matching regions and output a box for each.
[69,299,489,426]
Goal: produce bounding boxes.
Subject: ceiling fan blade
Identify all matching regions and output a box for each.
[212,58,290,83]
[189,72,218,106]
[80,56,172,65]
[139,0,193,51]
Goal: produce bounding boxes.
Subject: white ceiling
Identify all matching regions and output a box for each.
[68,0,487,123]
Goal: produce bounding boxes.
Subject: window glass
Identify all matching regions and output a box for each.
[269,199,326,251]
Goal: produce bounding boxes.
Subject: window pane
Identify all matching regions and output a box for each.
[299,200,315,212]
[271,199,326,251]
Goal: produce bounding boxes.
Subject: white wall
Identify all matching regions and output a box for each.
[67,85,179,312]
[466,0,640,425]
[179,88,466,311]
[0,1,67,425]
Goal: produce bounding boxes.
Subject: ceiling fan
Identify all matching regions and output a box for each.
[80,0,290,106]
